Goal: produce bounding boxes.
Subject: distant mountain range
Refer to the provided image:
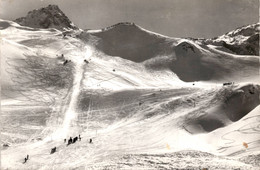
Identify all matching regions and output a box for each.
[13,4,259,56]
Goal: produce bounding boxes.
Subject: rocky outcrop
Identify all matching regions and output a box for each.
[14,5,78,30]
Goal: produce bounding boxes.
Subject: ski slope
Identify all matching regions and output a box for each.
[1,19,260,169]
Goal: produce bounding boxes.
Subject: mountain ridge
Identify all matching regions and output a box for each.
[14,5,78,30]
[204,23,259,56]
[13,4,259,56]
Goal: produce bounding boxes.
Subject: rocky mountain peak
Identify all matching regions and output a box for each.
[204,23,259,56]
[14,5,78,30]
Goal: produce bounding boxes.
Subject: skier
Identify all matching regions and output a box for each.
[24,157,27,163]
[3,143,9,147]
[50,147,56,154]
[89,138,92,144]
[79,135,81,141]
[64,139,66,143]
[73,136,78,143]
[84,59,89,64]
[63,60,68,65]
[67,137,72,145]
[27,155,29,160]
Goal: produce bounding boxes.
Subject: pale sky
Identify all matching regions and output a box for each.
[0,0,258,38]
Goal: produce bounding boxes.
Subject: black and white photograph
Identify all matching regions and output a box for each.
[0,0,259,169]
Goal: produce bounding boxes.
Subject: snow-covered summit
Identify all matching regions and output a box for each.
[205,23,259,55]
[224,23,259,38]
[79,22,179,63]
[14,5,78,30]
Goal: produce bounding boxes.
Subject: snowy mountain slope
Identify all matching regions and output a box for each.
[77,23,259,82]
[168,41,258,82]
[1,19,186,96]
[183,84,260,134]
[0,18,186,145]
[1,5,260,169]
[2,84,260,169]
[205,105,260,157]
[0,19,81,106]
[79,23,178,62]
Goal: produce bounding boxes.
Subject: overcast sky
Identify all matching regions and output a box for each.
[0,0,258,38]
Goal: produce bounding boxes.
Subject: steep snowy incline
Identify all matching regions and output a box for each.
[1,13,260,170]
[80,22,179,62]
[1,19,187,93]
[79,23,259,82]
[0,19,187,146]
[52,48,92,140]
[146,40,259,82]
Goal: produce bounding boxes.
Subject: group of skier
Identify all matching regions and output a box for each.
[66,134,81,146]
[23,134,94,163]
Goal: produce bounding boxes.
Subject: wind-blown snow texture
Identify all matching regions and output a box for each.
[1,5,260,170]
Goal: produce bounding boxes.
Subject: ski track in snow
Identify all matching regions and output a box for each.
[1,19,260,169]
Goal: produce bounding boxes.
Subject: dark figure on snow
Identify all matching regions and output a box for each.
[89,138,92,144]
[50,147,56,154]
[73,137,78,143]
[223,82,233,86]
[64,139,66,143]
[27,155,29,160]
[68,137,72,145]
[24,157,27,163]
[63,60,68,65]
[84,59,89,64]
[79,135,81,141]
[3,143,9,147]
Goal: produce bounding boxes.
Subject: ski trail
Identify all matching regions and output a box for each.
[61,61,83,137]
[50,46,92,140]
